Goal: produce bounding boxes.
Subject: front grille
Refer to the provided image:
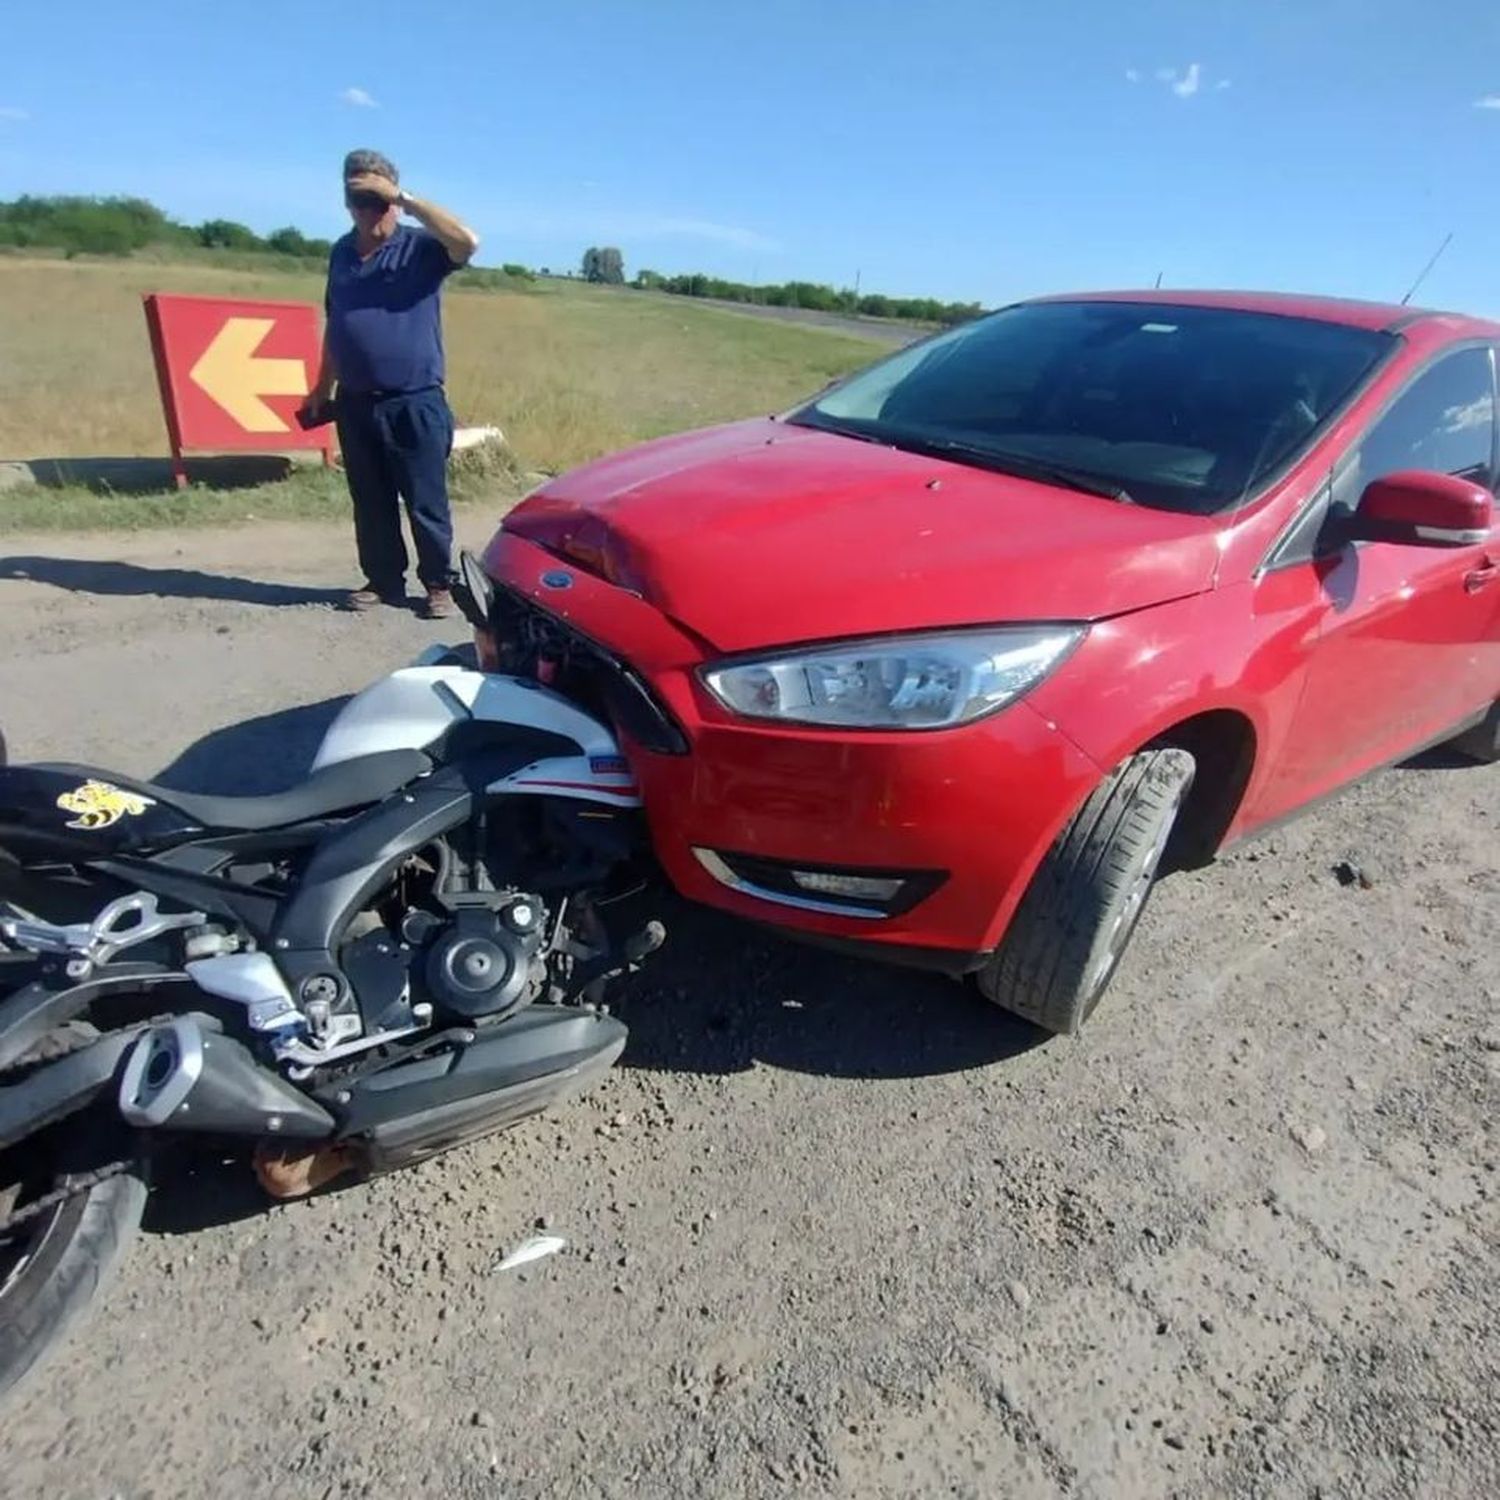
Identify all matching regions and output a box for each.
[491,586,689,756]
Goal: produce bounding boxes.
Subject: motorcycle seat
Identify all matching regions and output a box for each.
[30,750,433,834]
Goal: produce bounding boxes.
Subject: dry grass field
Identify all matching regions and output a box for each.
[0,256,885,529]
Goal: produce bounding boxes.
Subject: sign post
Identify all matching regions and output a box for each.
[142,293,334,487]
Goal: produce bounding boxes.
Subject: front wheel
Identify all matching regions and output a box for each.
[975,747,1195,1035]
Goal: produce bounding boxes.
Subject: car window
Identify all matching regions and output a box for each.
[1331,346,1498,516]
[793,301,1393,515]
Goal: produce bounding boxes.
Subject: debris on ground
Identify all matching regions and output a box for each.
[494,1233,568,1272]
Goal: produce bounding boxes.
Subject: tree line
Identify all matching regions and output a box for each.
[580,245,981,326]
[0,194,337,260]
[0,201,981,326]
[0,194,539,289]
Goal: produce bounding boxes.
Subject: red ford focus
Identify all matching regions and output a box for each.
[480,291,1500,1033]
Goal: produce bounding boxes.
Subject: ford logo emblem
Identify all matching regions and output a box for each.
[540,570,574,590]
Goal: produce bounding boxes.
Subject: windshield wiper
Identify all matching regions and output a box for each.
[791,415,889,445]
[885,434,1134,503]
[792,416,1134,502]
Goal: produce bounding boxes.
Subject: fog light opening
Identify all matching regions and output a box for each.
[693,849,946,920]
[788,870,906,902]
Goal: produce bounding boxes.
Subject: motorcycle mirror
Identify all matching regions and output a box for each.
[452,550,496,631]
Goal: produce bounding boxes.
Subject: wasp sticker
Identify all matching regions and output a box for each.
[56,780,156,831]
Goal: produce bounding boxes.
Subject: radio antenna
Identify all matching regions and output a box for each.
[1400,231,1453,306]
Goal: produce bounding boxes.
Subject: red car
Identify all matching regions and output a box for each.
[479,290,1500,1033]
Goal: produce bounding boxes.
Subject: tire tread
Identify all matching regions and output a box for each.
[979,748,1195,1034]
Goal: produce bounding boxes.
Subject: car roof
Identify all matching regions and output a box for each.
[1024,288,1500,337]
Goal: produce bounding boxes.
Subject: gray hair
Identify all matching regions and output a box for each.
[343,148,398,184]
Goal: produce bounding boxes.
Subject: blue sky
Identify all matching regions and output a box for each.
[3,0,1499,312]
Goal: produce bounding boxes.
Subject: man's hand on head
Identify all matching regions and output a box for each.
[345,172,402,206]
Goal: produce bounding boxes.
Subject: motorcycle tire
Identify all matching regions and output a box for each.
[0,1037,148,1405]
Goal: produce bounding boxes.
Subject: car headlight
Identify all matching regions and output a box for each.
[701,626,1082,730]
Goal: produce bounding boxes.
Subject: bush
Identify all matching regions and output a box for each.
[196,218,262,251]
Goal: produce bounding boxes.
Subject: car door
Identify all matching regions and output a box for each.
[1260,343,1499,808]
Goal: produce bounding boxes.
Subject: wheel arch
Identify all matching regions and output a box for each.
[1147,707,1260,870]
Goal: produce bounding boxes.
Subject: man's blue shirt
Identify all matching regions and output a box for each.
[325,225,456,395]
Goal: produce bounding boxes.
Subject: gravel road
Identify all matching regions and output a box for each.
[0,516,1495,1499]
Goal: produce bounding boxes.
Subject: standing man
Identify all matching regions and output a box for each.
[302,149,480,619]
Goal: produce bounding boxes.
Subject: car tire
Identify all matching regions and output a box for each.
[975,746,1196,1035]
[1448,702,1499,764]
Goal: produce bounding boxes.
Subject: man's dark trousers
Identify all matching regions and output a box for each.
[336,386,455,597]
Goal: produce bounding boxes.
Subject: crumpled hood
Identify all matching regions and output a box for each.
[503,418,1222,653]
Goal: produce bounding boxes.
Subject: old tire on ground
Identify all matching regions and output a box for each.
[1448,702,1499,764]
[975,747,1196,1035]
[0,1044,148,1404]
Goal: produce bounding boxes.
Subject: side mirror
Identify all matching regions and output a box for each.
[1353,470,1494,547]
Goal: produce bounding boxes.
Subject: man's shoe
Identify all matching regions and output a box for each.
[421,586,458,621]
[346,584,405,612]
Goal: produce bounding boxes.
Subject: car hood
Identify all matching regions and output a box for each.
[502,419,1223,654]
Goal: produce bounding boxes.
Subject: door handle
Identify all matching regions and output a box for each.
[1465,557,1499,594]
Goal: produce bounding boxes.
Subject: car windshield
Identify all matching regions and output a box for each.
[789,301,1395,514]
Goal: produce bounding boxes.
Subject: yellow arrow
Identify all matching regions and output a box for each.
[188,318,307,433]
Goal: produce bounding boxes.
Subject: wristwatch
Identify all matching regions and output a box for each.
[396,189,412,211]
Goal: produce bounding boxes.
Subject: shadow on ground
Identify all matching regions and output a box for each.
[0,555,347,609]
[5,454,304,494]
[616,890,1044,1080]
[153,697,350,794]
[143,1147,271,1237]
[1399,744,1482,772]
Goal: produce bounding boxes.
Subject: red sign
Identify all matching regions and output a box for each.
[143,293,333,484]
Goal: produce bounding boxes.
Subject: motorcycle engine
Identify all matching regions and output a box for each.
[418,897,547,1022]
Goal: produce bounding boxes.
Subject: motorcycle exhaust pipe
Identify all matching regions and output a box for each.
[330,1007,628,1176]
[118,1017,335,1140]
[251,1008,630,1194]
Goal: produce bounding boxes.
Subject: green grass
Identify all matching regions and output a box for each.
[0,256,886,533]
[0,441,525,534]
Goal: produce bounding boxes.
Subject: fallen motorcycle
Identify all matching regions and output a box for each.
[0,557,663,1400]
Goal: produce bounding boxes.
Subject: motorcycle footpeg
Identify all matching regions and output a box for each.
[623,920,667,965]
[570,920,667,994]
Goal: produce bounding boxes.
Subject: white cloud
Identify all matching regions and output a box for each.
[1172,62,1203,98]
[1125,68,1141,84]
[1475,94,1500,110]
[1441,394,1495,433]
[0,105,28,121]
[339,87,378,109]
[1142,64,1221,100]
